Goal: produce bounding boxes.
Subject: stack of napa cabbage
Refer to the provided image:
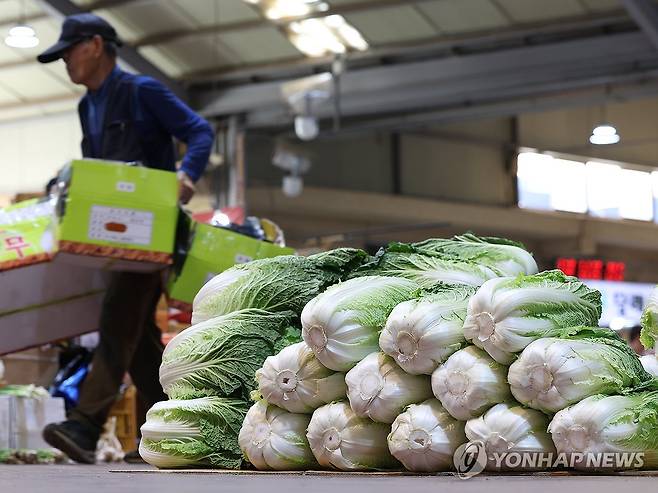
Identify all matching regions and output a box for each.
[143,233,658,473]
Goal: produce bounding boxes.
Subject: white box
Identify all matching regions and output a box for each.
[0,395,66,449]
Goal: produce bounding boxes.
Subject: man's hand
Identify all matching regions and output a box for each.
[177,171,196,205]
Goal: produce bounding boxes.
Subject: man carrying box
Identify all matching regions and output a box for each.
[37,13,213,464]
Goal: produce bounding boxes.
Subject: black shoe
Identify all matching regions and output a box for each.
[123,449,145,464]
[42,420,98,464]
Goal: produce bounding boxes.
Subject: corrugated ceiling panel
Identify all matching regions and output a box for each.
[580,0,621,12]
[0,83,22,105]
[0,41,26,64]
[169,0,261,27]
[0,0,43,24]
[40,63,83,94]
[140,36,239,78]
[137,46,187,78]
[496,0,587,23]
[93,8,142,43]
[418,0,510,34]
[218,27,301,64]
[346,5,439,44]
[0,64,72,99]
[94,3,196,42]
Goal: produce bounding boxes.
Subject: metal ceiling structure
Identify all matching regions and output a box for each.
[0,0,657,130]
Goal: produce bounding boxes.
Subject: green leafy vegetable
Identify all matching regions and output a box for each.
[386,233,538,276]
[301,276,419,371]
[380,284,475,375]
[549,391,658,469]
[160,309,296,400]
[139,397,248,469]
[192,248,368,324]
[351,251,503,288]
[463,270,602,364]
[640,285,658,350]
[508,326,652,414]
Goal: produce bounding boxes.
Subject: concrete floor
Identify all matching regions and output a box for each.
[0,464,657,493]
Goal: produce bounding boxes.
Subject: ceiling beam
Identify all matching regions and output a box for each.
[0,13,48,29]
[621,0,658,50]
[182,13,632,84]
[130,0,453,48]
[196,32,658,127]
[35,0,188,101]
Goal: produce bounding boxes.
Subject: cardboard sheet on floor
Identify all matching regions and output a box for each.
[107,468,658,477]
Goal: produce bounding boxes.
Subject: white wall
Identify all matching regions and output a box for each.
[0,111,82,195]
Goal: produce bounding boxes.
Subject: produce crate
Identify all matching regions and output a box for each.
[0,198,57,271]
[0,159,180,355]
[56,159,179,272]
[0,394,66,449]
[108,385,138,454]
[167,219,294,307]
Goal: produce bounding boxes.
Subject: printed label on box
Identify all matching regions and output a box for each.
[116,181,136,193]
[88,205,153,245]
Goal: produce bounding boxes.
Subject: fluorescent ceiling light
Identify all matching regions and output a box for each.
[289,15,368,57]
[589,123,620,145]
[5,24,39,48]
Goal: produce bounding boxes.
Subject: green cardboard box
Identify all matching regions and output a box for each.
[167,220,295,307]
[0,198,57,271]
[0,198,109,355]
[56,159,179,270]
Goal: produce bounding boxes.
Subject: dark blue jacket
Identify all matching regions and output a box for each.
[78,67,213,181]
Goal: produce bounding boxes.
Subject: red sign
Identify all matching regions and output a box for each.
[3,235,30,259]
[556,257,626,281]
[556,258,577,277]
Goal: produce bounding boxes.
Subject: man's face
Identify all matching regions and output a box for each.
[61,37,102,86]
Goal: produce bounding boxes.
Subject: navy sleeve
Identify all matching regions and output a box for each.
[135,77,213,182]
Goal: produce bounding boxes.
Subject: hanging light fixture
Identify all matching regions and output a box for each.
[4,0,39,49]
[5,25,39,48]
[589,124,620,145]
[589,89,619,145]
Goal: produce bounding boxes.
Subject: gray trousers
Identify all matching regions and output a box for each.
[69,271,168,434]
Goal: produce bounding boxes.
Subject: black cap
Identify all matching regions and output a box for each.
[37,13,122,63]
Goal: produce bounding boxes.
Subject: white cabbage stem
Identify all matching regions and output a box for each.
[345,352,433,423]
[431,346,512,420]
[256,342,346,414]
[549,392,658,470]
[640,354,658,377]
[379,289,471,375]
[306,401,398,471]
[301,276,419,371]
[465,402,555,471]
[388,398,466,472]
[238,401,316,470]
[462,273,601,365]
[508,336,638,414]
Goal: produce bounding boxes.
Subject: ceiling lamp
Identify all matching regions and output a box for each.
[289,15,368,57]
[589,124,620,145]
[5,25,39,48]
